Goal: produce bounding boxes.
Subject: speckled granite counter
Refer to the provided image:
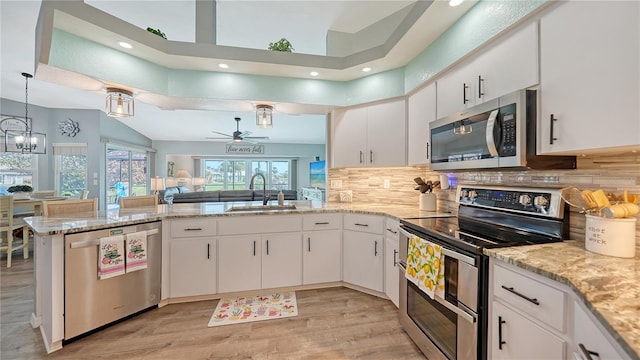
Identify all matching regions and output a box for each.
[485,240,640,360]
[23,200,455,236]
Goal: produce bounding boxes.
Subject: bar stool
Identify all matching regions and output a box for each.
[42,198,98,217]
[118,195,158,209]
[0,196,29,268]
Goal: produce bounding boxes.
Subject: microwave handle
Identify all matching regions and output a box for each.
[486,109,500,157]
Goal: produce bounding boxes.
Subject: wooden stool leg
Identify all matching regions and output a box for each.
[23,225,29,259]
[7,228,13,268]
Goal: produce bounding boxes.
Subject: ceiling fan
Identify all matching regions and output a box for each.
[206,117,269,143]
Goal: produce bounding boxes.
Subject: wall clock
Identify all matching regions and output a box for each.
[58,118,80,137]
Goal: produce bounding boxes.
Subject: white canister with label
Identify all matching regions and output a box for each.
[419,193,437,211]
[584,214,636,258]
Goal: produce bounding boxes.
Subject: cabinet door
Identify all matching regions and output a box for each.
[573,300,627,360]
[407,83,436,165]
[491,301,566,360]
[384,235,399,307]
[475,22,538,104]
[169,238,216,298]
[261,233,302,289]
[331,107,367,167]
[436,61,476,119]
[302,230,342,285]
[218,236,261,293]
[539,1,640,154]
[366,99,407,166]
[343,230,383,292]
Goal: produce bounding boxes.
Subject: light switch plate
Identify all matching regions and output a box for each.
[383,179,390,188]
[331,180,342,189]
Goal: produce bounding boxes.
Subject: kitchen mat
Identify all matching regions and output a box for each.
[208,292,297,327]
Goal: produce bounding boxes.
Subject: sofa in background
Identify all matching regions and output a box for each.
[159,187,297,204]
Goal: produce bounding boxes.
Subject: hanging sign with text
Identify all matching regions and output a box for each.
[226,144,265,154]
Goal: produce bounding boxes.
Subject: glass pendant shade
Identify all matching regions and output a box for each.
[3,128,46,154]
[106,88,134,118]
[256,104,273,128]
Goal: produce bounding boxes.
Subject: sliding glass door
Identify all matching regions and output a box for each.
[106,146,149,209]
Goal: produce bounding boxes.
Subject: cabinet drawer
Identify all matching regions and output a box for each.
[384,217,400,239]
[303,213,342,231]
[170,218,217,238]
[343,214,384,234]
[493,263,566,332]
[218,215,302,235]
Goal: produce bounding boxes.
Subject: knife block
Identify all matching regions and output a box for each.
[419,193,437,211]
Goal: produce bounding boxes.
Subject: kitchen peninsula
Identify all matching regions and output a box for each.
[24,201,639,360]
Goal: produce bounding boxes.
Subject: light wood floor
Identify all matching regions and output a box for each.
[1,254,426,360]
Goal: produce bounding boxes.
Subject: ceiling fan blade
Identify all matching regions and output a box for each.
[206,137,232,140]
[211,131,232,137]
[239,131,252,137]
[245,136,270,140]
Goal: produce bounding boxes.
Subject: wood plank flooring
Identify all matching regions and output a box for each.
[1,254,426,360]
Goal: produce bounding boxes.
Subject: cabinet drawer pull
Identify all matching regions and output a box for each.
[426,142,430,160]
[549,114,558,145]
[370,150,374,164]
[266,239,269,255]
[184,228,202,231]
[501,285,540,305]
[253,240,256,256]
[308,237,311,252]
[374,240,378,256]
[314,222,329,225]
[386,228,398,234]
[359,150,364,164]
[354,223,369,227]
[463,83,469,104]
[498,316,506,350]
[578,343,599,360]
[393,249,398,267]
[207,243,210,259]
[478,75,485,98]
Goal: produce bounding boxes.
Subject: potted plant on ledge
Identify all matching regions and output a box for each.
[8,185,33,199]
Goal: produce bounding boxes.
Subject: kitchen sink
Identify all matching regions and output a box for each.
[226,204,297,212]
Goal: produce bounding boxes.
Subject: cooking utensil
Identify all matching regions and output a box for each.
[560,187,593,213]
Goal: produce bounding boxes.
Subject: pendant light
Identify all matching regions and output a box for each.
[3,72,47,154]
[256,104,273,128]
[106,87,134,118]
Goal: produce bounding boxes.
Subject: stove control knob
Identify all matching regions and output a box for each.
[534,196,549,207]
[460,189,469,199]
[468,190,478,199]
[519,194,532,205]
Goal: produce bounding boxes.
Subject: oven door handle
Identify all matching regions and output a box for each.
[433,295,477,324]
[400,227,476,266]
[397,260,407,271]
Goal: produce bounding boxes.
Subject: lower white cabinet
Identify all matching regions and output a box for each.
[343,230,383,292]
[384,222,400,307]
[573,300,628,360]
[491,301,566,359]
[218,233,302,293]
[302,230,342,285]
[169,238,216,298]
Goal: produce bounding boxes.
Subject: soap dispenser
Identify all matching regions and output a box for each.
[277,190,284,206]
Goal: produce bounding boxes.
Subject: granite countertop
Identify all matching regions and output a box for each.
[485,240,640,360]
[23,200,455,236]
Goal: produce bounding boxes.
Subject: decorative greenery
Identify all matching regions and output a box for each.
[413,178,440,194]
[8,185,33,193]
[268,38,294,52]
[146,27,167,39]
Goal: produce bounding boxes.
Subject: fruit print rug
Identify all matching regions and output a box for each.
[208,292,297,327]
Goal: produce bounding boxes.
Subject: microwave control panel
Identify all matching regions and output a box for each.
[498,103,517,157]
[458,186,562,218]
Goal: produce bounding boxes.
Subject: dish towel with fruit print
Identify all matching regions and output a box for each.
[405,234,445,299]
[98,235,125,280]
[125,231,147,273]
[208,292,297,327]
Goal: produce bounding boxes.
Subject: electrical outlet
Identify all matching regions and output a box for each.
[383,179,390,189]
[331,180,342,189]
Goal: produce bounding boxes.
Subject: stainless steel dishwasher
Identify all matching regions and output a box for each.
[64,221,162,340]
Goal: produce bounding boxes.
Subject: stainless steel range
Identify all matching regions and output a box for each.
[398,185,569,360]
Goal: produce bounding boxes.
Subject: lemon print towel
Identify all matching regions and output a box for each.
[405,235,445,299]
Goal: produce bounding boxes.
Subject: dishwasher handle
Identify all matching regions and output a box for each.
[69,228,159,249]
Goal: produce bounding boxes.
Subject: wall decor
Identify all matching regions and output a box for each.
[58,118,80,137]
[225,144,265,154]
[0,115,30,133]
[167,161,175,177]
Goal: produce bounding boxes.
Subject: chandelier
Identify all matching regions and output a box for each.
[106,87,134,118]
[2,72,47,154]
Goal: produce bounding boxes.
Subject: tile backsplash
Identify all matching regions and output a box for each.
[328,153,640,244]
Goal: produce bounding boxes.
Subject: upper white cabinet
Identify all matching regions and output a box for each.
[539,1,640,154]
[436,22,539,119]
[331,99,406,168]
[407,83,436,165]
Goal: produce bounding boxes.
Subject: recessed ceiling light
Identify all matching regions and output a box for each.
[362,67,372,72]
[449,0,464,6]
[310,71,319,77]
[118,41,132,49]
[218,63,229,69]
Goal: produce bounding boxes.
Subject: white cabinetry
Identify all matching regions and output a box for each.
[342,214,384,292]
[168,219,217,298]
[302,214,342,285]
[436,22,539,119]
[331,99,406,168]
[407,83,436,165]
[384,217,400,307]
[539,1,640,154]
[572,300,630,360]
[217,215,302,293]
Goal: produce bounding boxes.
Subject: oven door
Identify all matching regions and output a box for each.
[399,227,478,360]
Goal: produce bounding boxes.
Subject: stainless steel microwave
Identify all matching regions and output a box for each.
[429,89,575,170]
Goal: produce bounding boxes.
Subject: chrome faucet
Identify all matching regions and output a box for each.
[249,173,270,205]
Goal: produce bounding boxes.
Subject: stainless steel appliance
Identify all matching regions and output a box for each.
[429,89,576,170]
[64,221,162,340]
[398,185,569,360]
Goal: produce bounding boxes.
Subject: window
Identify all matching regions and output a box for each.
[106,145,149,208]
[202,159,292,191]
[54,144,87,197]
[0,153,36,191]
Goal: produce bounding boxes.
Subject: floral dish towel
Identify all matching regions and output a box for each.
[405,234,445,299]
